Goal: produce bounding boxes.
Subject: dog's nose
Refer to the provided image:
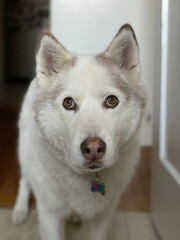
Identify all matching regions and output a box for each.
[81,138,106,161]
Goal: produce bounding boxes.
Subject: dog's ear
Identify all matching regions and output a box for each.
[102,24,139,71]
[36,33,73,89]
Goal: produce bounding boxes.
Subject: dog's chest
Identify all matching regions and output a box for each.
[67,176,112,218]
[46,168,117,219]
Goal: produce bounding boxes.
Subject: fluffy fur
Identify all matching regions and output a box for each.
[12,24,146,240]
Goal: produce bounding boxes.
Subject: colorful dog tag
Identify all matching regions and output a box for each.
[91,172,105,195]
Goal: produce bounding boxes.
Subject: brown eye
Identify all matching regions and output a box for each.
[104,95,119,108]
[63,98,76,110]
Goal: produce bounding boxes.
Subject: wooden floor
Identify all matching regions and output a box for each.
[0,107,152,211]
[0,107,19,207]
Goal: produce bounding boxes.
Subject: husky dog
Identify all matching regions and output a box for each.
[12,24,146,240]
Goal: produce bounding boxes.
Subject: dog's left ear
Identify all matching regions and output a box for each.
[102,24,139,71]
[36,33,73,89]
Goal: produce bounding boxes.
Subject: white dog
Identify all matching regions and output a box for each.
[12,24,146,240]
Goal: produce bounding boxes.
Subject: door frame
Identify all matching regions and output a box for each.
[151,0,180,239]
[159,0,180,186]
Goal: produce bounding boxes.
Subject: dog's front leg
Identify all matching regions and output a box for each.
[38,206,65,240]
[90,208,115,240]
[90,195,119,240]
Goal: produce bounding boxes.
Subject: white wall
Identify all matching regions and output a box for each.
[51,0,155,146]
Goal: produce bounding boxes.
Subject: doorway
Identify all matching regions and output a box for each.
[4,0,49,83]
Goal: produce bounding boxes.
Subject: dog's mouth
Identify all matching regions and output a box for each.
[83,161,104,170]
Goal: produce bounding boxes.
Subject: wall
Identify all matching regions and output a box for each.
[51,0,155,146]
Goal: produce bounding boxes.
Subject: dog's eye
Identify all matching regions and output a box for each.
[63,98,76,111]
[104,95,119,108]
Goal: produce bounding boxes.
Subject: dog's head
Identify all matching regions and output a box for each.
[34,24,146,173]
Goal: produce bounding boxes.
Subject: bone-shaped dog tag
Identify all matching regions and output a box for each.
[90,172,105,195]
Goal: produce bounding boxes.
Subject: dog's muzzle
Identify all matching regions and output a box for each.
[80,138,106,169]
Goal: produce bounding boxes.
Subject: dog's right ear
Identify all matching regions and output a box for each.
[36,33,73,89]
[102,24,139,71]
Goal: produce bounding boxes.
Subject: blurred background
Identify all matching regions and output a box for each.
[0,0,179,240]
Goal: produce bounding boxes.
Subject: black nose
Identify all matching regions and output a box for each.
[80,138,106,161]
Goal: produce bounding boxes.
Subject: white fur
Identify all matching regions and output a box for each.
[12,25,145,240]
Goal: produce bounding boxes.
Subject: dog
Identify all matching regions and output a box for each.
[12,24,146,240]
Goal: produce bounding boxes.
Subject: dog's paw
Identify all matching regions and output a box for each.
[11,209,28,224]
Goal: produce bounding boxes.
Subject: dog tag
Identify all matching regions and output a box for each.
[91,172,105,195]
